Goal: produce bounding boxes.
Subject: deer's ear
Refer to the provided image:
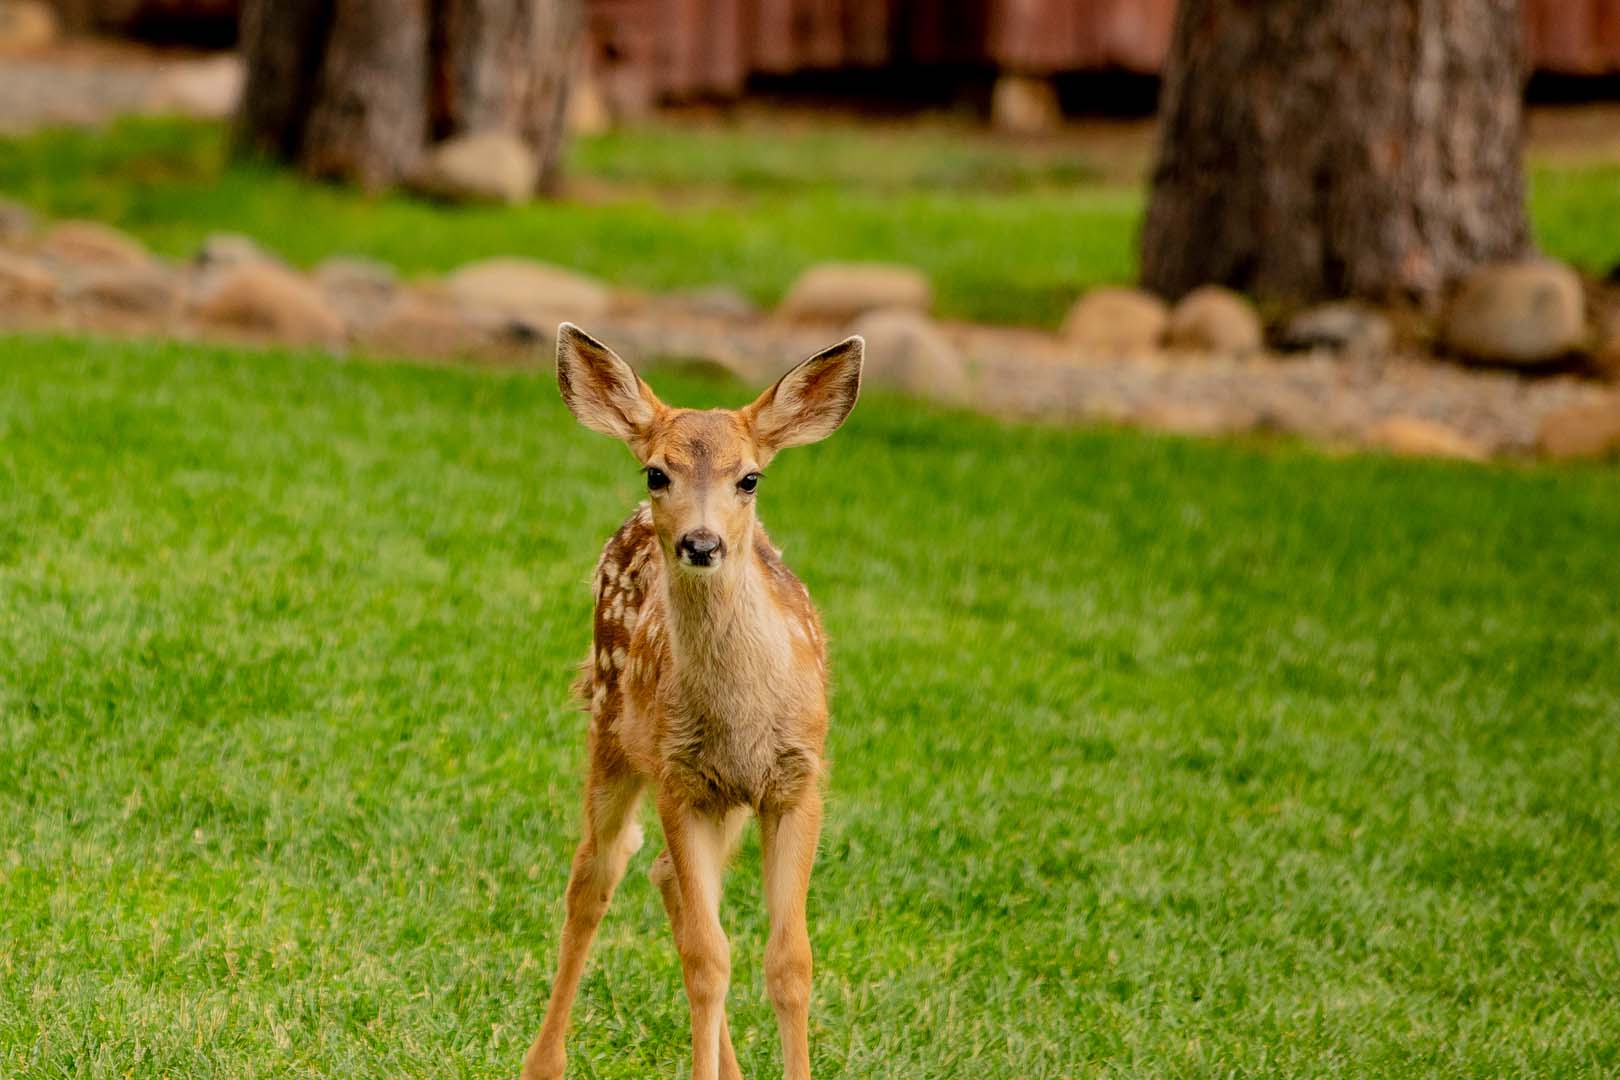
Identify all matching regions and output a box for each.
[556,323,664,446]
[745,336,863,455]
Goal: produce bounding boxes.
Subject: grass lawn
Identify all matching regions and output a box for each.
[4,117,1618,327]
[2,334,1618,1077]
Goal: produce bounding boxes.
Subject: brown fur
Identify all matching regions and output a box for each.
[523,325,862,1080]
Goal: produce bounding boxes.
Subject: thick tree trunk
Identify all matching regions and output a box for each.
[1140,0,1531,304]
[234,0,332,163]
[434,0,582,192]
[234,0,582,195]
[302,0,430,188]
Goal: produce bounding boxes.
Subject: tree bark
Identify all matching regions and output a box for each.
[234,0,582,195]
[234,0,333,163]
[434,0,583,192]
[1140,0,1531,304]
[302,0,430,188]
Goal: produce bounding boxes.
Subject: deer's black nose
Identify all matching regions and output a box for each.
[676,529,725,566]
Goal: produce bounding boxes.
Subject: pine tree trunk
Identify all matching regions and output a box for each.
[234,0,582,195]
[302,0,430,188]
[1140,0,1531,304]
[234,0,333,163]
[433,0,583,193]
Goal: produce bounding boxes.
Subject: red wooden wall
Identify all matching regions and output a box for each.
[587,0,1620,104]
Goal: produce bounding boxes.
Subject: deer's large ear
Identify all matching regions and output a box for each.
[745,336,863,455]
[556,323,664,447]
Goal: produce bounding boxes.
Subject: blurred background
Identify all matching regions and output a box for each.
[3,0,1620,458]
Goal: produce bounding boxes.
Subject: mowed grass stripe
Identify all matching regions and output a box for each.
[0,335,1617,1077]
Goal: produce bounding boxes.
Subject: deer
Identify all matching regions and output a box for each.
[521,323,864,1080]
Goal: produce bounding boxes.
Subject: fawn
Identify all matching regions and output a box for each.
[522,324,864,1080]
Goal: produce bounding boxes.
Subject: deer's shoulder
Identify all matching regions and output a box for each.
[752,525,824,658]
[586,503,662,706]
[594,502,660,598]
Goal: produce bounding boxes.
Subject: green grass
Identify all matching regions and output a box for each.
[2,334,1618,1077]
[4,117,1617,327]
[0,119,1136,328]
[1523,161,1620,277]
[569,122,1108,193]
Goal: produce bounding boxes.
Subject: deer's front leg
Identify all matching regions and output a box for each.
[760,792,822,1080]
[523,769,646,1080]
[658,791,735,1080]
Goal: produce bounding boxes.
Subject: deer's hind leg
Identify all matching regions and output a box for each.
[649,805,750,1080]
[523,757,646,1080]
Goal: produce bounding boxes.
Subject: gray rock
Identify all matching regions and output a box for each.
[190,262,346,347]
[848,308,970,403]
[68,263,180,316]
[1279,302,1393,356]
[360,291,491,357]
[0,250,56,305]
[1061,287,1169,353]
[412,132,538,204]
[1442,259,1585,366]
[40,221,150,270]
[194,232,280,273]
[315,255,399,328]
[778,262,932,323]
[1166,285,1264,354]
[1537,397,1620,460]
[444,257,611,336]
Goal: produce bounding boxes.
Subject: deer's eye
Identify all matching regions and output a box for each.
[645,466,670,492]
[737,472,761,494]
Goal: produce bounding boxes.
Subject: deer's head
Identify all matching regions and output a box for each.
[556,323,863,577]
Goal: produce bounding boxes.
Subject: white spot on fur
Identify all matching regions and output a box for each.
[618,820,645,859]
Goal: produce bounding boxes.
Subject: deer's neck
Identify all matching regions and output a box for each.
[662,537,786,687]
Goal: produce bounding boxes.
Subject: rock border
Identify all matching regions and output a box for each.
[1,204,1617,463]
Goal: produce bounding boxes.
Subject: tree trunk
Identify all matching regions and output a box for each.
[234,0,333,164]
[302,0,430,188]
[234,0,582,195]
[433,0,583,192]
[1140,0,1531,304]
